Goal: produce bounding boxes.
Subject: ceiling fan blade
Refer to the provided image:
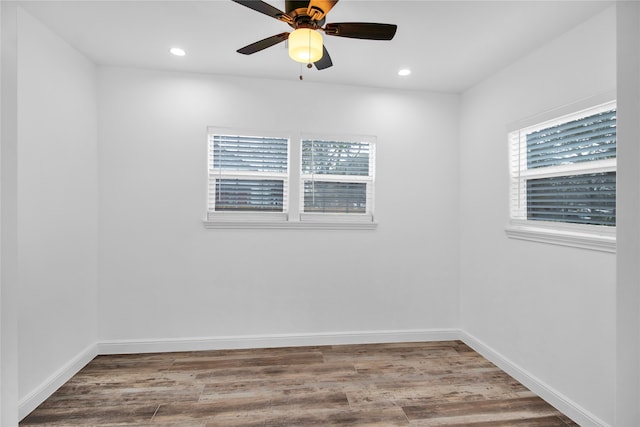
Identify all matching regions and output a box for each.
[314,46,333,70]
[231,0,289,22]
[237,32,289,55]
[307,0,339,21]
[324,22,397,40]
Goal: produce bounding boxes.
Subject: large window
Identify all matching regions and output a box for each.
[205,129,376,229]
[507,100,616,251]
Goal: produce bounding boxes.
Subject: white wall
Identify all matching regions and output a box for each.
[1,4,20,426]
[459,6,616,426]
[97,67,460,343]
[17,8,98,408]
[616,2,640,425]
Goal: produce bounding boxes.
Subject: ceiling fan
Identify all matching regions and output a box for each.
[232,0,398,70]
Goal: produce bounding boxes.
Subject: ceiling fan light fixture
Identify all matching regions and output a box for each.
[288,28,323,63]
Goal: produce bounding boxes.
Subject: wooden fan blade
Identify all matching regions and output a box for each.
[324,22,397,40]
[231,0,289,23]
[314,46,333,70]
[307,0,339,21]
[237,32,289,55]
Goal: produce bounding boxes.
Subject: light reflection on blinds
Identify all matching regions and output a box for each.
[526,109,616,169]
[301,140,370,176]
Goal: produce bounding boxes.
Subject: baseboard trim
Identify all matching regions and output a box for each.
[460,331,611,427]
[96,328,461,355]
[19,329,611,427]
[18,343,98,421]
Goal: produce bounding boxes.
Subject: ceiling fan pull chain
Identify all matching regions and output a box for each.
[306,29,314,69]
[308,29,312,66]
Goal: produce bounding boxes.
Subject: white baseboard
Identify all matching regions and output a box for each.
[18,343,98,421]
[96,328,461,355]
[460,331,611,427]
[19,329,610,427]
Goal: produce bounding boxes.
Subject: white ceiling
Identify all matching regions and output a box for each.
[19,0,613,92]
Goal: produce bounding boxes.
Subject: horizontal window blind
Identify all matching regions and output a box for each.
[215,179,284,212]
[301,139,374,216]
[212,135,288,172]
[208,134,288,214]
[509,101,616,228]
[303,181,367,213]
[301,141,371,176]
[527,109,616,169]
[527,172,616,226]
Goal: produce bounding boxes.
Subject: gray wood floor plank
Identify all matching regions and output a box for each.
[19,341,578,426]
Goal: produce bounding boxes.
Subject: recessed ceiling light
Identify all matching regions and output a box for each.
[398,68,411,77]
[169,47,186,57]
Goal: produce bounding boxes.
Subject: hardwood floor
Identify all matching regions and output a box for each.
[20,341,578,426]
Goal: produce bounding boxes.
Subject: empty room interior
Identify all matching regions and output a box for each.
[1,0,640,426]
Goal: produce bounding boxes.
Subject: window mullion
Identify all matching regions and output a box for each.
[288,133,301,221]
[521,158,617,179]
[301,174,371,183]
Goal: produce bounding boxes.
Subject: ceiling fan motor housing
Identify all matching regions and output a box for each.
[285,1,310,14]
[285,0,324,28]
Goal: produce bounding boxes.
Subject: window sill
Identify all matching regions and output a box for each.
[203,213,377,230]
[505,219,615,253]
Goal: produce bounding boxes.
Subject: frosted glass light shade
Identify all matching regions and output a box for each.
[288,29,323,63]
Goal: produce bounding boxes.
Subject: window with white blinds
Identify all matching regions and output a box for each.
[300,138,375,219]
[207,133,289,218]
[507,100,617,251]
[204,129,377,229]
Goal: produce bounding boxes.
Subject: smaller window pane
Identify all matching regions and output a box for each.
[213,135,288,172]
[215,179,284,212]
[526,109,616,169]
[302,140,370,176]
[527,172,616,226]
[304,181,366,213]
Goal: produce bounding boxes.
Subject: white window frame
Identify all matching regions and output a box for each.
[299,133,376,225]
[505,95,616,253]
[203,129,377,230]
[204,128,290,226]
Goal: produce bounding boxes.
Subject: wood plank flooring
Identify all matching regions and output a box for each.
[20,341,578,426]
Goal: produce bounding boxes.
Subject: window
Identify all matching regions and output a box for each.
[506,100,617,252]
[300,138,375,221]
[207,133,289,221]
[204,129,376,229]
